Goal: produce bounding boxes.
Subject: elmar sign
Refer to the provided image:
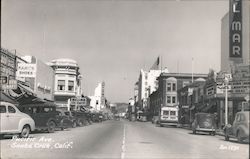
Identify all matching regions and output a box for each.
[229,0,242,58]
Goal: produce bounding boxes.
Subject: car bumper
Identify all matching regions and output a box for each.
[195,128,215,132]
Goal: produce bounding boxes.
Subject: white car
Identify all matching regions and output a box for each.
[0,101,35,138]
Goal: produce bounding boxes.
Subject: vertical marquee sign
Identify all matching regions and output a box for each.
[229,0,242,59]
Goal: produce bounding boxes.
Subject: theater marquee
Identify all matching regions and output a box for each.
[229,0,242,59]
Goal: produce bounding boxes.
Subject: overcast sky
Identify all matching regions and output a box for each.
[2,0,228,103]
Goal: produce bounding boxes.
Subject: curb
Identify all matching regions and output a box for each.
[180,126,225,136]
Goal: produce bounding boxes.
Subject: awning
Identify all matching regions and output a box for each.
[18,83,36,96]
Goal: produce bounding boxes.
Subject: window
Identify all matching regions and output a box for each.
[0,106,6,113]
[170,111,176,116]
[163,111,169,115]
[167,83,171,91]
[167,96,171,103]
[68,80,74,91]
[43,107,52,113]
[172,96,176,104]
[57,80,65,91]
[172,83,176,91]
[8,106,16,113]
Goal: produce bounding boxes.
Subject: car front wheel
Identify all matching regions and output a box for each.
[47,121,56,133]
[237,131,243,143]
[193,130,196,134]
[20,125,31,138]
[72,121,77,128]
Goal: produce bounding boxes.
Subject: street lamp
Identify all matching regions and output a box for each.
[224,76,229,125]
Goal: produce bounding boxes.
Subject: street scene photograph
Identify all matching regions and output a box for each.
[1,0,249,159]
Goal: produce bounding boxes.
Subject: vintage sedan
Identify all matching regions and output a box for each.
[19,104,61,133]
[224,111,249,143]
[192,113,216,135]
[0,101,35,138]
[56,109,77,129]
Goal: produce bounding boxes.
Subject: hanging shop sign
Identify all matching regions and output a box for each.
[229,0,242,59]
[70,97,87,106]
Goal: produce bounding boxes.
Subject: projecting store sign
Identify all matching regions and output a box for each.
[229,0,242,58]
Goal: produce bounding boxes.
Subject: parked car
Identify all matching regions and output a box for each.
[192,113,216,135]
[91,112,103,122]
[56,110,77,130]
[64,111,77,128]
[0,101,35,138]
[224,111,249,143]
[71,111,89,126]
[19,105,61,133]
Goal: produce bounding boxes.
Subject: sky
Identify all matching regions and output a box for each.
[1,0,229,103]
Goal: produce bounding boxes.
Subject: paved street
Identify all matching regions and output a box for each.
[1,120,249,159]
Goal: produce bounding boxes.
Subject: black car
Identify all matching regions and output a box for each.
[56,110,77,129]
[71,111,89,126]
[191,113,216,135]
[19,105,62,133]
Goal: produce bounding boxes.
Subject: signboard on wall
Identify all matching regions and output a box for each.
[16,63,37,78]
[229,0,242,59]
[0,77,17,90]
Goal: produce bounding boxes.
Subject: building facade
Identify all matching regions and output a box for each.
[149,73,207,119]
[137,68,169,109]
[221,1,250,72]
[0,48,17,91]
[16,56,54,101]
[47,58,82,108]
[89,81,105,111]
[178,67,250,129]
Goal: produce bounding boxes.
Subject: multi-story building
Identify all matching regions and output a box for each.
[0,48,17,91]
[137,68,169,109]
[47,58,82,109]
[149,72,207,119]
[89,81,105,111]
[221,1,250,72]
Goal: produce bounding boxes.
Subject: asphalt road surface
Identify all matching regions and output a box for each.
[1,120,249,159]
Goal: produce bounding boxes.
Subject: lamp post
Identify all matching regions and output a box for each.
[224,76,229,125]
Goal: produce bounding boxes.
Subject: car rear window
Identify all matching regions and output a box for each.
[0,105,6,113]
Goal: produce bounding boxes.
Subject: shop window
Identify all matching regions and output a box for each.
[57,80,65,91]
[68,80,74,91]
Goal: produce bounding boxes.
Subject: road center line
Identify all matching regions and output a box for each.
[121,125,126,159]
